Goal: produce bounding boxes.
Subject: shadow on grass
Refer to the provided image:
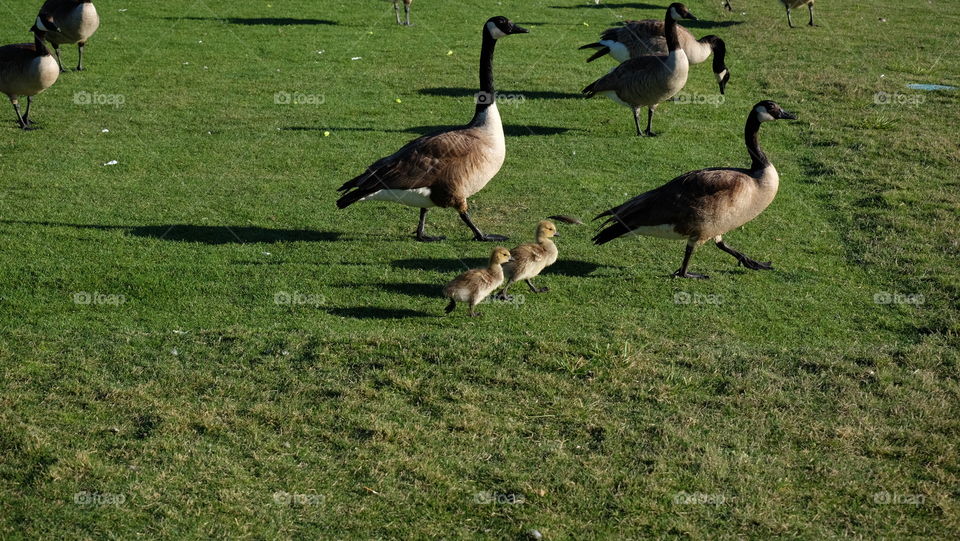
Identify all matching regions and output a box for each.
[548,2,661,9]
[0,221,339,244]
[417,87,583,100]
[281,125,575,137]
[391,258,605,277]
[326,307,435,319]
[163,16,336,26]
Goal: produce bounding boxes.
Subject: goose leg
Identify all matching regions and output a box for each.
[672,243,709,279]
[393,1,401,24]
[468,302,482,317]
[632,108,642,136]
[645,106,658,137]
[715,237,773,271]
[52,44,66,72]
[444,298,456,314]
[22,96,32,128]
[405,4,412,26]
[459,211,507,242]
[786,8,794,28]
[808,4,816,26]
[415,208,445,242]
[496,280,516,301]
[77,43,86,71]
[526,279,549,293]
[9,97,28,129]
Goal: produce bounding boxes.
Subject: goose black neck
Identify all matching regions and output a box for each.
[704,36,726,73]
[664,14,681,51]
[745,115,769,171]
[33,32,48,55]
[470,30,498,124]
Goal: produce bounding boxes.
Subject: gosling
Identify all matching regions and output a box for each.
[497,220,559,300]
[443,246,513,317]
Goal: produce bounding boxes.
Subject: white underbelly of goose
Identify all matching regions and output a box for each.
[361,187,436,208]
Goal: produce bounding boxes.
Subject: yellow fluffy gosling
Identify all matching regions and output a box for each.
[443,247,513,317]
[497,220,559,300]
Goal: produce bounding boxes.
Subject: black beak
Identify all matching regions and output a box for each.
[718,72,729,95]
[684,12,699,21]
[553,232,560,238]
[779,110,797,120]
[510,24,529,34]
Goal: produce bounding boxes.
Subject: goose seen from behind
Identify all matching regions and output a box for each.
[0,15,61,129]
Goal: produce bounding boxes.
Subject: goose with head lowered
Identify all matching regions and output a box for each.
[582,3,697,137]
[593,101,797,278]
[37,0,100,72]
[337,16,528,242]
[0,15,61,129]
[579,19,730,95]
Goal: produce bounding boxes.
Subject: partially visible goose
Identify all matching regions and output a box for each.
[0,15,61,129]
[38,0,99,71]
[394,0,413,26]
[443,246,513,317]
[579,20,730,95]
[781,0,816,28]
[497,220,559,300]
[593,101,797,278]
[337,16,528,242]
[724,1,732,10]
[582,3,697,136]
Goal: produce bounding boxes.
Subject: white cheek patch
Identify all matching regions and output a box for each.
[486,21,507,40]
[715,69,729,82]
[35,16,48,31]
[755,105,776,122]
[669,7,681,20]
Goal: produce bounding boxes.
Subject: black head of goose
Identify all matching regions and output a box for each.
[781,0,816,28]
[580,21,731,95]
[337,16,528,242]
[593,100,797,279]
[393,0,413,26]
[38,0,99,72]
[0,14,61,130]
[582,3,698,137]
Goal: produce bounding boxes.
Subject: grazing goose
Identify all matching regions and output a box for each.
[582,3,697,136]
[337,16,528,242]
[781,0,816,28]
[38,0,99,72]
[593,101,797,278]
[443,247,513,317]
[394,0,413,26]
[497,220,559,300]
[0,15,61,129]
[579,20,730,95]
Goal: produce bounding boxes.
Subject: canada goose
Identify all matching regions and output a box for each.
[582,3,697,137]
[394,0,412,26]
[38,0,99,72]
[337,16,528,242]
[497,220,559,300]
[579,20,730,95]
[444,246,513,317]
[0,15,61,129]
[781,0,815,28]
[593,100,797,278]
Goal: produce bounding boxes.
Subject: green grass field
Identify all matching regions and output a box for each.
[1,0,958,537]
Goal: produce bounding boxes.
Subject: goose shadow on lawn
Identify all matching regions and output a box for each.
[326,307,435,319]
[390,258,606,277]
[549,2,662,10]
[0,221,340,244]
[281,125,574,137]
[417,87,583,100]
[162,16,337,26]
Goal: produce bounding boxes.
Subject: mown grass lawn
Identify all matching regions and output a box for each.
[1,0,957,537]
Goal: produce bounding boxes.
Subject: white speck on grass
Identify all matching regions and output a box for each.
[262,251,271,256]
[103,160,118,166]
[171,348,179,356]
[101,128,109,133]
[351,57,362,61]
[173,330,187,335]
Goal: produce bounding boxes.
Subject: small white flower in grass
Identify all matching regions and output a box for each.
[103,160,118,166]
[101,128,109,133]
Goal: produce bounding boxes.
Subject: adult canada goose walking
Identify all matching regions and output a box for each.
[579,20,730,95]
[593,101,797,278]
[582,3,697,137]
[781,0,816,28]
[394,0,413,26]
[337,16,528,242]
[37,0,99,71]
[0,15,60,129]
